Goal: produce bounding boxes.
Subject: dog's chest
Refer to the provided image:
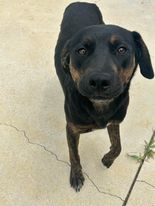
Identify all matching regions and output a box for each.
[66,91,117,130]
[75,101,113,130]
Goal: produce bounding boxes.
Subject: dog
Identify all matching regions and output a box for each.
[54,2,154,192]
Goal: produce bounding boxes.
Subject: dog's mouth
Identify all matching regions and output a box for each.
[90,97,114,105]
[91,95,113,101]
[78,87,123,102]
[90,95,112,103]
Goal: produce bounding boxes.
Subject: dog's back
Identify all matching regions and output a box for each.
[55,2,103,86]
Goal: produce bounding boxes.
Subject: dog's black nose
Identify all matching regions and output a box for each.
[89,74,111,91]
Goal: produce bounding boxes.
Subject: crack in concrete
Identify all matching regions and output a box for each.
[137,180,155,189]
[84,172,124,201]
[0,123,71,167]
[0,122,124,202]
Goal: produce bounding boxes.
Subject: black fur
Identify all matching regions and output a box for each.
[54,2,154,191]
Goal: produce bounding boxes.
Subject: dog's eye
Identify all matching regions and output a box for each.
[77,48,87,56]
[117,46,127,55]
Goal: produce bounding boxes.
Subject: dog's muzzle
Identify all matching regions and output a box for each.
[78,72,123,100]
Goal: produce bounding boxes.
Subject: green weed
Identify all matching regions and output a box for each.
[128,131,155,162]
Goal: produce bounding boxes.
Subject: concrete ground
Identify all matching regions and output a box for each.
[0,0,155,205]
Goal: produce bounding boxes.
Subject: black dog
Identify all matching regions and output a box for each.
[54,2,154,191]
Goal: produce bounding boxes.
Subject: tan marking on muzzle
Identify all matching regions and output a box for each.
[69,62,84,85]
[111,63,118,73]
[123,68,134,83]
[70,66,81,82]
[119,57,136,84]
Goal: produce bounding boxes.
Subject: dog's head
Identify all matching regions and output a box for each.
[61,25,154,101]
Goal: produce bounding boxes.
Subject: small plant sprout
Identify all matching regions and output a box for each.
[123,131,155,206]
[128,130,155,162]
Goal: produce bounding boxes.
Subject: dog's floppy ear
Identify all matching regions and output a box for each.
[132,31,154,79]
[61,40,71,72]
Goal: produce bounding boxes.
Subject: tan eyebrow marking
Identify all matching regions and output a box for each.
[110,35,120,44]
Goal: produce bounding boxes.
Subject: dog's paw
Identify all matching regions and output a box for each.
[70,169,85,192]
[102,156,114,168]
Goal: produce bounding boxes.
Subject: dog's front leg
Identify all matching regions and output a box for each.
[102,123,121,168]
[66,123,85,192]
